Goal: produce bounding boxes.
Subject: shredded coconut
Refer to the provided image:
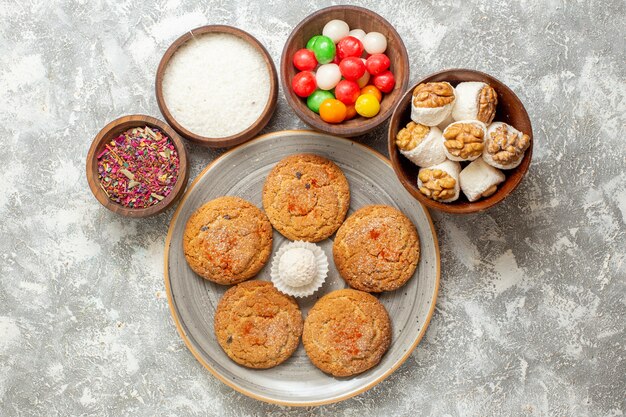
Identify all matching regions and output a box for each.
[162,32,271,138]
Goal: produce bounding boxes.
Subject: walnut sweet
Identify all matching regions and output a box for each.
[418,169,457,201]
[412,82,455,108]
[396,122,430,151]
[487,123,530,165]
[443,122,485,160]
[477,85,498,124]
[480,184,498,198]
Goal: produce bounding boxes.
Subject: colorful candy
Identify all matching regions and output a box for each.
[319,98,347,123]
[316,63,342,90]
[360,85,382,102]
[336,36,364,60]
[308,35,336,64]
[355,93,380,118]
[307,90,334,113]
[322,19,349,43]
[356,59,371,88]
[348,28,366,42]
[292,71,317,97]
[293,48,317,71]
[335,80,361,105]
[345,104,357,120]
[363,31,387,54]
[372,70,395,93]
[306,35,321,50]
[291,20,395,124]
[339,57,366,81]
[365,53,390,75]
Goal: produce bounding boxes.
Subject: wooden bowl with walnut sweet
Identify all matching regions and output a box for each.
[388,69,533,214]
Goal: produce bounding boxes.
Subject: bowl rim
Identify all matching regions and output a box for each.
[86,114,190,218]
[388,68,533,214]
[155,25,279,148]
[280,5,410,137]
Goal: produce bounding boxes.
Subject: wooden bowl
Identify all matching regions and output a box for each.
[86,115,189,218]
[388,69,533,214]
[155,25,278,148]
[281,5,409,137]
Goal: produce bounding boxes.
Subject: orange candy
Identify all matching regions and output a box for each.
[319,99,347,123]
[345,104,357,120]
[360,85,382,102]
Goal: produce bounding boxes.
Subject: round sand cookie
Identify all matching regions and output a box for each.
[333,205,420,292]
[214,280,303,369]
[303,289,391,377]
[262,154,350,242]
[183,196,272,285]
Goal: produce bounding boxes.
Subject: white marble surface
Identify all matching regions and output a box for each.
[0,0,624,416]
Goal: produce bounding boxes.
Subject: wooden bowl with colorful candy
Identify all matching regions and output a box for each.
[86,115,189,218]
[281,5,409,137]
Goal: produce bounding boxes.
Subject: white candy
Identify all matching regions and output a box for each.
[278,247,318,287]
[411,82,456,126]
[483,122,528,169]
[451,81,488,122]
[459,158,505,202]
[348,28,366,42]
[363,31,387,54]
[356,58,370,88]
[418,160,461,203]
[323,20,350,43]
[315,63,341,90]
[442,120,487,162]
[399,126,446,168]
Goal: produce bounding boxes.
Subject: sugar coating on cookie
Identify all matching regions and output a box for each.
[262,154,350,242]
[302,289,391,377]
[183,196,273,285]
[333,205,420,292]
[214,280,303,369]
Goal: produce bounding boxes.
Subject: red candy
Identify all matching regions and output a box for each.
[334,80,361,105]
[339,57,366,81]
[293,48,317,71]
[365,53,390,76]
[292,71,317,97]
[336,36,364,60]
[372,70,395,93]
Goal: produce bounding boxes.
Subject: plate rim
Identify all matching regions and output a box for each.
[163,129,441,407]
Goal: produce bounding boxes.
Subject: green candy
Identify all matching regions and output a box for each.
[310,35,335,64]
[307,90,335,113]
[306,35,321,50]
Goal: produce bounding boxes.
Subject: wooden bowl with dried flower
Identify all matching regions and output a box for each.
[86,114,189,218]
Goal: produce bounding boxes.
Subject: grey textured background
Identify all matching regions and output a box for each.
[0,0,624,416]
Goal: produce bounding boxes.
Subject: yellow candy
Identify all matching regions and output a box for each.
[355,93,380,118]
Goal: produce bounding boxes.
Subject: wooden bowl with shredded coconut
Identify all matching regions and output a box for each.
[156,25,278,148]
[281,5,409,138]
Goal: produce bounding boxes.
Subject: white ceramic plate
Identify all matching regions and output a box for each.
[164,130,440,406]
